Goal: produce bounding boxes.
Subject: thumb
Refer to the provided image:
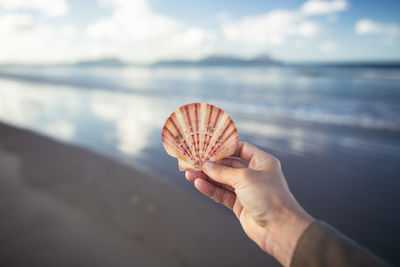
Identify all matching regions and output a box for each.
[202,161,243,188]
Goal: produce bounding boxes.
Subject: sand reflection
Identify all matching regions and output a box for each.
[0,79,77,141]
[91,90,166,155]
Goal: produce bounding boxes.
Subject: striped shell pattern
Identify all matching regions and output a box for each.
[162,103,239,171]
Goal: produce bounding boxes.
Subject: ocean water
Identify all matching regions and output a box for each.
[1,65,400,266]
[0,65,399,182]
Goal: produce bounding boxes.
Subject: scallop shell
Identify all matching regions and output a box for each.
[162,103,239,171]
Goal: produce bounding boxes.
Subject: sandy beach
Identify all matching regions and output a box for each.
[0,121,399,266]
[0,122,278,267]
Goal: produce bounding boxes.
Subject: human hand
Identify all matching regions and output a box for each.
[185,142,315,267]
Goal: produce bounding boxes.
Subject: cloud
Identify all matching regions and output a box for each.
[0,0,216,63]
[0,13,34,31]
[355,19,400,36]
[0,13,80,63]
[87,0,181,42]
[0,0,351,63]
[319,41,337,53]
[301,0,348,16]
[355,19,400,44]
[0,0,68,17]
[221,10,321,45]
[86,0,215,62]
[220,0,348,47]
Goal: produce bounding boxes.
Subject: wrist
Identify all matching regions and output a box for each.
[263,203,314,267]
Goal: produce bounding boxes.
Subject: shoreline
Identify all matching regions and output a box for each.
[0,122,399,266]
[0,122,277,267]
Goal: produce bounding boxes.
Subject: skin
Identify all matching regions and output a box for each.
[185,141,315,267]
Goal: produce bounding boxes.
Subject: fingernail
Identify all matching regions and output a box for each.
[203,161,214,171]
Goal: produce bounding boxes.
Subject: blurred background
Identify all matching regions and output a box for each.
[0,0,399,266]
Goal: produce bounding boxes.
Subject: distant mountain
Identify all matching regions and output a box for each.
[75,57,127,67]
[154,54,281,67]
[290,61,400,68]
[2,56,398,69]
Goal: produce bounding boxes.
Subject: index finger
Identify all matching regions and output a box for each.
[234,141,275,162]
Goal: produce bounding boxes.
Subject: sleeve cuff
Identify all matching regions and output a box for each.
[290,221,390,267]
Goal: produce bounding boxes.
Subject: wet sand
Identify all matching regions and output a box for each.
[0,122,277,267]
[0,122,399,266]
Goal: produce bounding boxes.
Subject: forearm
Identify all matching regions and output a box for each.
[262,202,315,267]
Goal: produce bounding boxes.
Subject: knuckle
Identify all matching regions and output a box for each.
[271,156,281,166]
[238,168,250,177]
[221,191,230,205]
[212,195,220,203]
[231,168,244,180]
[235,168,252,184]
[212,190,223,204]
[210,187,219,201]
[241,141,249,147]
[216,166,225,178]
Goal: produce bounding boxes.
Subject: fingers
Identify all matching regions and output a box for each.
[234,141,278,170]
[202,161,244,187]
[234,142,274,162]
[185,149,250,183]
[217,157,248,168]
[185,171,206,182]
[194,178,236,210]
[232,198,243,219]
[186,170,234,192]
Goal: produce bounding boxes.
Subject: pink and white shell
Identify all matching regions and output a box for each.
[162,103,239,171]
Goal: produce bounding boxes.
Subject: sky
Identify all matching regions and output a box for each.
[0,0,399,64]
